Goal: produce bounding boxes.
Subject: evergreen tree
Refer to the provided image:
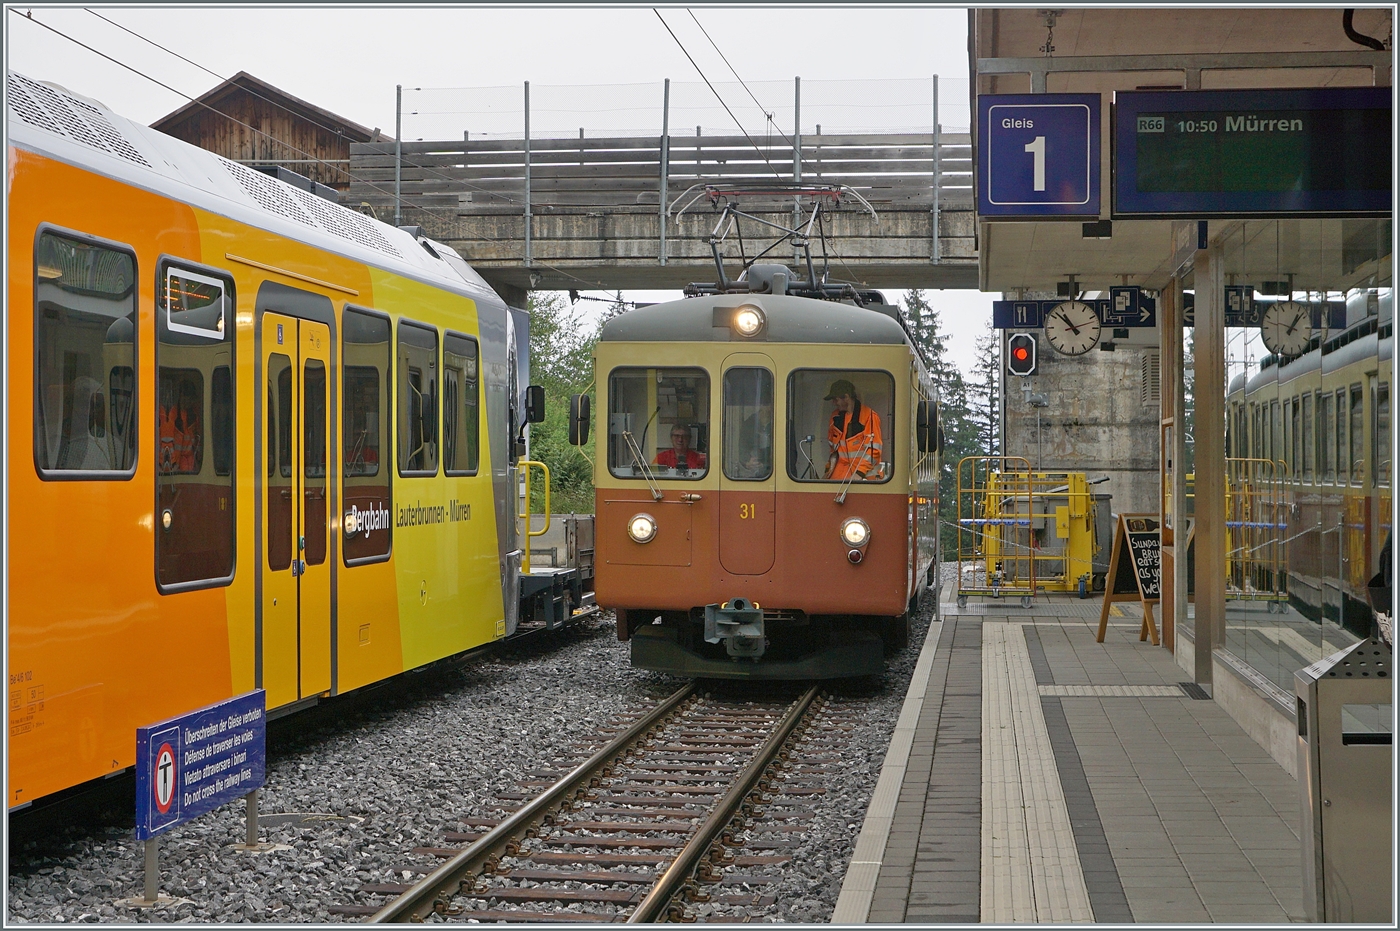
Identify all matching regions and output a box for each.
[967,319,1001,457]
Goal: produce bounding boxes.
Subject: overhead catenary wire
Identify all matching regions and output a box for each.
[9,8,623,294]
[686,12,784,141]
[652,8,785,182]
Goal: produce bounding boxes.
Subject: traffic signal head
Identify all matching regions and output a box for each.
[1007,332,1037,376]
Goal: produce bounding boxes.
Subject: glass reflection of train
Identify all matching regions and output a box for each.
[575,266,942,679]
[7,72,562,811]
[1226,289,1392,635]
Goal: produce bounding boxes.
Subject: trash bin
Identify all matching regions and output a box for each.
[1295,637,1393,923]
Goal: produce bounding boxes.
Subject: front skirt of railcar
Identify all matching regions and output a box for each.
[622,602,888,680]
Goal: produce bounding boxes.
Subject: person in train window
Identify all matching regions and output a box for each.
[654,426,707,471]
[158,382,180,475]
[824,379,883,481]
[175,379,202,473]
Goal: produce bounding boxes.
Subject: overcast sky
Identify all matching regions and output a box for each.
[6,4,995,371]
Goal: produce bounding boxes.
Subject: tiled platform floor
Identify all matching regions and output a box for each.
[834,592,1303,923]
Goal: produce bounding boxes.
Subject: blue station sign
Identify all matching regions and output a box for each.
[135,690,266,841]
[993,294,1157,330]
[978,93,1101,218]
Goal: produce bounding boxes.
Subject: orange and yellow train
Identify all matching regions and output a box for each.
[7,72,539,810]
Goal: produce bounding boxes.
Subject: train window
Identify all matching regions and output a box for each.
[303,359,328,566]
[722,368,774,481]
[443,332,480,476]
[1335,390,1348,487]
[212,366,233,476]
[1319,391,1334,483]
[34,230,137,477]
[607,367,710,479]
[787,369,894,483]
[398,321,439,476]
[1271,400,1281,469]
[344,308,392,563]
[1302,393,1314,481]
[268,353,293,572]
[1289,398,1299,481]
[156,260,235,590]
[1349,385,1364,485]
[1374,379,1390,487]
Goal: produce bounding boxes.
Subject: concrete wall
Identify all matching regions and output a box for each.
[1002,329,1161,518]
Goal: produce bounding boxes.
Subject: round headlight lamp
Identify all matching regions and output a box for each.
[732,305,765,338]
[840,517,871,548]
[627,513,658,544]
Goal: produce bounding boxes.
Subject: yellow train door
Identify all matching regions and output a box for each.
[718,354,777,574]
[261,312,333,706]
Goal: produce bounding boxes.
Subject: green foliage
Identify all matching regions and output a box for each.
[901,289,982,555]
[526,292,598,514]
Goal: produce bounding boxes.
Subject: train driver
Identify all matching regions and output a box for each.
[655,425,707,472]
[824,379,883,480]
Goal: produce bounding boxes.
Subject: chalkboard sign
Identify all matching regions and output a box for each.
[1097,514,1162,645]
[1125,517,1161,600]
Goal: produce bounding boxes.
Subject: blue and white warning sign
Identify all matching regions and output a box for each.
[135,690,266,840]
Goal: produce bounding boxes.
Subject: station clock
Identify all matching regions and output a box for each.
[1258,300,1312,357]
[1043,300,1102,355]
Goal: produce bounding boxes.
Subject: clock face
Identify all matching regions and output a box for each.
[1259,300,1312,357]
[1043,300,1102,355]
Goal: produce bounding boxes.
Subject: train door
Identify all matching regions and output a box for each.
[718,354,776,574]
[261,312,333,707]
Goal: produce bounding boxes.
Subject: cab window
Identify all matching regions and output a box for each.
[607,367,710,479]
[722,368,773,481]
[787,369,894,483]
[34,230,137,477]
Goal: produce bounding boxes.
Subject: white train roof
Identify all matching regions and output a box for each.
[6,71,502,306]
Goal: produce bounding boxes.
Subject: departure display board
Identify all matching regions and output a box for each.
[1114,87,1390,217]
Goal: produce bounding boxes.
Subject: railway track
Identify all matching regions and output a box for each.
[341,682,836,923]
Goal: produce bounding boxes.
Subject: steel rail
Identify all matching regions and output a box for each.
[627,683,821,923]
[368,682,696,923]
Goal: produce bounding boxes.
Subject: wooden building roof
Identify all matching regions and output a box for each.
[150,72,383,190]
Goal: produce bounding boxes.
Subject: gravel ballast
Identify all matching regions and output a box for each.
[7,581,945,924]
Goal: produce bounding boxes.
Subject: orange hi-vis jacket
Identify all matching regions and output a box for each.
[826,401,883,480]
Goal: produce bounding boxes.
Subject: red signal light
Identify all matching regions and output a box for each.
[1007,332,1037,376]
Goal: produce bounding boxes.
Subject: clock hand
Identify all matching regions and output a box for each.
[1055,312,1082,336]
[1285,311,1306,335]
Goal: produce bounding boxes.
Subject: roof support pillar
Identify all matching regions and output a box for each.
[1192,241,1227,685]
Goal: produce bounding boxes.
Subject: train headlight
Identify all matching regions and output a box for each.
[627,513,658,544]
[732,305,765,337]
[841,517,871,548]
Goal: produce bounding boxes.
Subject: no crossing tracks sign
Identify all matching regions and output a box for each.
[135,690,266,841]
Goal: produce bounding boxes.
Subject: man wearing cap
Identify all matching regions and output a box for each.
[824,379,883,480]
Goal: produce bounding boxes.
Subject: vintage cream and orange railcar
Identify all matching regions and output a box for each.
[7,72,540,810]
[579,281,942,678]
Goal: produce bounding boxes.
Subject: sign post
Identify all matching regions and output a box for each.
[119,690,267,908]
[1097,514,1162,645]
